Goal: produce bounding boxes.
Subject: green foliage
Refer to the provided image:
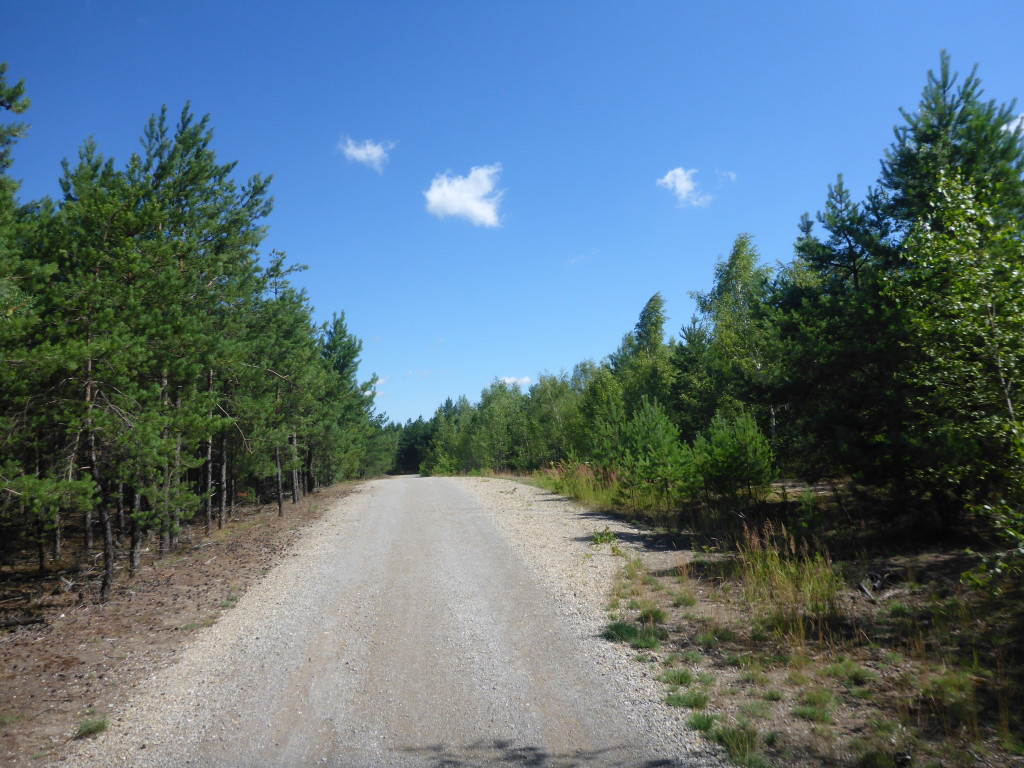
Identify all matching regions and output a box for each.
[693,412,774,502]
[886,173,1024,567]
[880,51,1024,229]
[591,526,616,545]
[0,74,390,573]
[400,54,1020,551]
[613,396,699,513]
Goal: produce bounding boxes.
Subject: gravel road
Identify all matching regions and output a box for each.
[55,476,728,767]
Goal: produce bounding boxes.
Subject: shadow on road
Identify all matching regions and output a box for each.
[529,494,698,552]
[400,738,678,767]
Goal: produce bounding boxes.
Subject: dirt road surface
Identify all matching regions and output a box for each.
[55,476,724,767]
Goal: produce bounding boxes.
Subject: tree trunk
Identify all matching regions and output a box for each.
[305,445,315,494]
[87,422,113,602]
[116,482,125,539]
[204,434,213,535]
[205,368,214,535]
[53,510,61,562]
[275,446,285,517]
[290,432,300,504]
[171,428,182,550]
[99,504,114,603]
[36,514,45,574]
[218,431,227,529]
[129,490,142,577]
[84,506,93,554]
[160,371,171,554]
[83,351,95,556]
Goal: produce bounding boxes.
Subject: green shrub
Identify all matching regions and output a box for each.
[693,412,774,501]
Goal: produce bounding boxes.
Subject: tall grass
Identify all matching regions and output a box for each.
[737,521,844,644]
[534,458,618,510]
[536,457,714,528]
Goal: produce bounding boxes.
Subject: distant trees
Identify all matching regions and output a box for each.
[0,65,391,596]
[406,53,1024,556]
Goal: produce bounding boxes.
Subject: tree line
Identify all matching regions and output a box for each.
[0,64,396,600]
[397,54,1024,577]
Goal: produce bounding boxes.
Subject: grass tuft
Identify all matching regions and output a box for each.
[715,723,769,767]
[601,621,638,643]
[74,715,107,739]
[0,711,24,726]
[666,689,710,709]
[827,657,877,687]
[793,688,836,723]
[659,668,695,688]
[688,712,717,732]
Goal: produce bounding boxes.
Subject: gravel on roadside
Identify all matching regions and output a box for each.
[453,476,729,765]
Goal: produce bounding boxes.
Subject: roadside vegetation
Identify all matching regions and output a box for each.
[592,506,1024,767]
[395,54,1024,767]
[0,62,395,606]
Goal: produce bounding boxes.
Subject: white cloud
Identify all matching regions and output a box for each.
[339,136,394,172]
[657,167,711,207]
[1005,115,1024,133]
[502,376,532,388]
[718,170,738,183]
[424,164,503,227]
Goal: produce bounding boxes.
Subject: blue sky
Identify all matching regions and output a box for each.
[6,1,1023,424]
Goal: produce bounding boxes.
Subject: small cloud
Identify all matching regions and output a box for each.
[569,254,586,265]
[404,370,414,378]
[339,136,394,172]
[376,376,390,386]
[657,167,711,207]
[502,376,532,388]
[424,164,503,227]
[718,169,737,183]
[1005,115,1024,133]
